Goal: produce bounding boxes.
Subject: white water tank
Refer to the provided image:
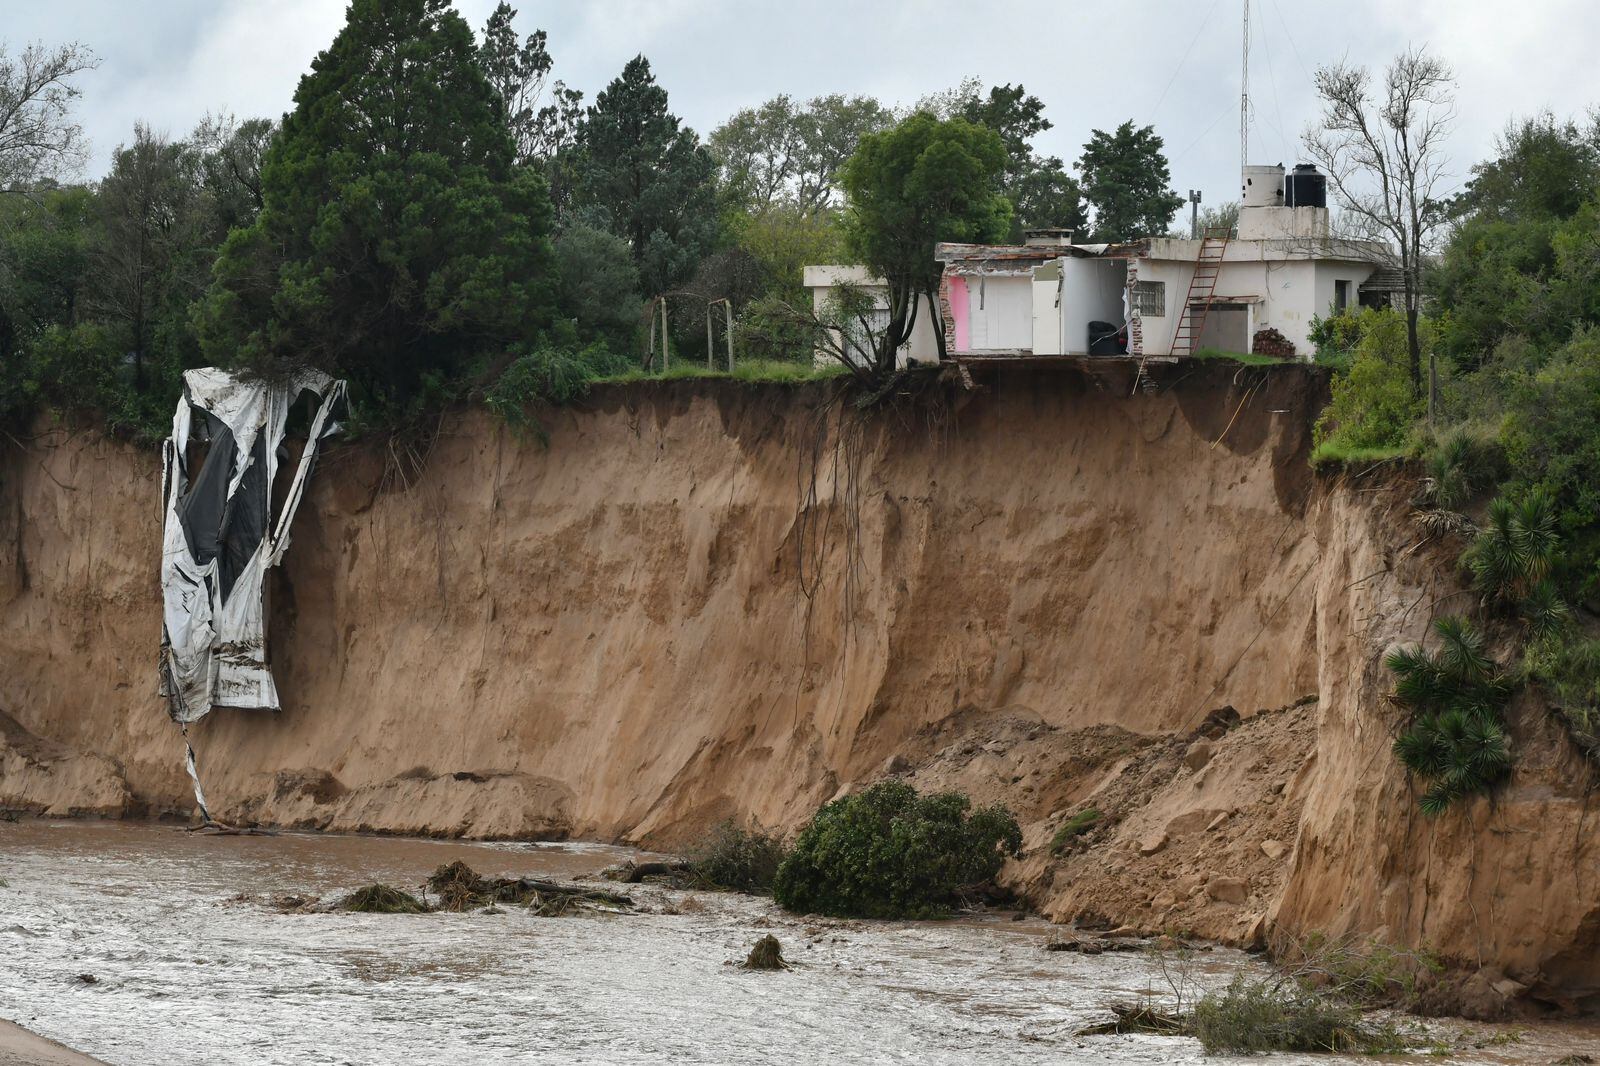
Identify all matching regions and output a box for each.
[1241,164,1285,208]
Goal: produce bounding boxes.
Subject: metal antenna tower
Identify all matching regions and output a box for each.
[1240,0,1251,170]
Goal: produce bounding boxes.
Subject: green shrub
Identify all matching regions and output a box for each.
[1050,808,1101,854]
[733,293,823,364]
[1500,329,1600,560]
[1421,426,1505,510]
[1312,308,1429,457]
[1388,617,1515,815]
[484,341,629,437]
[689,820,787,893]
[1191,975,1412,1055]
[1308,308,1368,360]
[1526,633,1600,758]
[772,781,1022,919]
[1463,491,1561,607]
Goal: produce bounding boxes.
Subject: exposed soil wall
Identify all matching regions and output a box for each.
[2,360,1597,1010]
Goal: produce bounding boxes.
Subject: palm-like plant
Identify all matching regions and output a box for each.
[1465,491,1558,601]
[1388,616,1513,815]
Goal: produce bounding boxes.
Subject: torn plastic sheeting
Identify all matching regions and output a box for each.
[159,367,346,724]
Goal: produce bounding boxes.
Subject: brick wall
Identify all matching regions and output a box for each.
[1126,258,1142,357]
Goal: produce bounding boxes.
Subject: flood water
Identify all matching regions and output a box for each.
[2,821,1596,1065]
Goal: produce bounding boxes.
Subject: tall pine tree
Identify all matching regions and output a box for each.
[573,56,717,297]
[196,0,555,409]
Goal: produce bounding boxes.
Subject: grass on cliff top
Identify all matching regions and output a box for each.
[1189,348,1288,367]
[593,359,848,387]
[1309,439,1411,467]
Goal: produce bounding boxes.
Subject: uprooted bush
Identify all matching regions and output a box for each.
[1190,975,1414,1055]
[771,781,1021,919]
[689,820,788,893]
[336,884,429,914]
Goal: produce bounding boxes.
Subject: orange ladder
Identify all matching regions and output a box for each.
[1169,227,1230,356]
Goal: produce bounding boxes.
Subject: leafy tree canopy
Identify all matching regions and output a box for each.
[1077,120,1183,241]
[951,82,1085,240]
[840,111,1010,365]
[711,93,893,217]
[195,0,556,413]
[573,55,718,297]
[476,1,582,168]
[1452,112,1600,224]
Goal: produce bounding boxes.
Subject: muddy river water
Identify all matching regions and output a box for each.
[2,821,1596,1065]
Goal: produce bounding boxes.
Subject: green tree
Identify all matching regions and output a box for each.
[88,125,206,390]
[957,83,1085,240]
[1388,617,1514,815]
[711,93,893,217]
[195,0,556,412]
[1312,308,1429,457]
[772,781,1021,919]
[192,114,276,234]
[574,55,718,297]
[840,111,1010,368]
[1077,120,1182,241]
[475,1,583,171]
[0,186,91,366]
[550,210,642,351]
[1452,113,1600,224]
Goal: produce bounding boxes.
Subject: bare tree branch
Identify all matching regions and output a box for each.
[0,41,97,195]
[1304,45,1454,414]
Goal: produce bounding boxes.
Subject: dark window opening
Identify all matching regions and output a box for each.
[1334,279,1351,314]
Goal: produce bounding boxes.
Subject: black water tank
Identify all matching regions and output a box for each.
[1284,163,1327,208]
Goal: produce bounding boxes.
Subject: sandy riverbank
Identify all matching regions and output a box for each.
[0,1021,105,1066]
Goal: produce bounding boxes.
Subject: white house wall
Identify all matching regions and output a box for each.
[804,265,940,367]
[1131,252,1376,359]
[965,275,1033,351]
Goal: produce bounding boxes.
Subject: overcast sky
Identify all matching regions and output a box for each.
[10,0,1600,212]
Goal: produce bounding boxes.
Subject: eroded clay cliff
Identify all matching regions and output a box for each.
[1,361,1596,1009]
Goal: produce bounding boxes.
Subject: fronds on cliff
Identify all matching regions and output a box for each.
[1388,617,1514,814]
[1464,491,1560,606]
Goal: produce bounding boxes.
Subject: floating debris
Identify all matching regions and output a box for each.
[336,884,428,914]
[426,861,633,916]
[1075,1002,1187,1036]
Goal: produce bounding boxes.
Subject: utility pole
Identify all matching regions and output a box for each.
[1188,189,1202,239]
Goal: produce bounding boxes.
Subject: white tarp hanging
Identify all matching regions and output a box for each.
[159,367,346,724]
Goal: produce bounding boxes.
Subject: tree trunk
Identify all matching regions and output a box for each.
[927,287,946,361]
[1405,303,1421,401]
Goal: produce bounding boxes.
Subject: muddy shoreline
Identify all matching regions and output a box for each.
[0,1021,104,1066]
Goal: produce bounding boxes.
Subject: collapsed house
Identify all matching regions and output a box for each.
[804,163,1402,365]
[159,368,346,725]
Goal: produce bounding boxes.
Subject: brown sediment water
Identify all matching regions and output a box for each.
[4,821,1598,1065]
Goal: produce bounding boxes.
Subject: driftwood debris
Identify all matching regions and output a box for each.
[1074,1003,1187,1037]
[601,859,699,887]
[428,861,634,915]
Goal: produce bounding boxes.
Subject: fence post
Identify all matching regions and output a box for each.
[706,302,714,369]
[659,296,669,371]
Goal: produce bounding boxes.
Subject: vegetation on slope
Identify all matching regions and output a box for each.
[772,781,1021,919]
